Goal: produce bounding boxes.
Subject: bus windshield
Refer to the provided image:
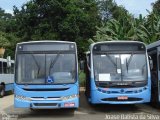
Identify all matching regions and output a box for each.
[16,53,76,84]
[93,54,147,82]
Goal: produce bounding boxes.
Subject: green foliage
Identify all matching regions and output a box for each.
[0,8,20,58]
[0,0,159,60]
[0,32,10,47]
[0,0,160,86]
[90,0,160,44]
[13,0,100,41]
[12,0,100,59]
[153,0,160,14]
[0,31,19,58]
[79,71,86,87]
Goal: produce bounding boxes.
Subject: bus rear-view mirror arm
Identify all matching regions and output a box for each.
[149,56,153,70]
[7,56,11,68]
[80,60,84,71]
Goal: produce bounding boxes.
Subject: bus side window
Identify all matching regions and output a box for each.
[3,62,7,74]
[11,63,14,74]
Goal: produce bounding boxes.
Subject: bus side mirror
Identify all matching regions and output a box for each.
[7,56,11,67]
[80,60,84,70]
[149,56,153,70]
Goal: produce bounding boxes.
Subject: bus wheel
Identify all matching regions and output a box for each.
[0,86,5,98]
[11,89,14,94]
[30,108,36,111]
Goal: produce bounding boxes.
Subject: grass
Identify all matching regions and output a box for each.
[79,71,86,87]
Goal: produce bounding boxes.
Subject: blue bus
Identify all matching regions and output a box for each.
[0,57,14,97]
[83,41,151,104]
[147,40,160,106]
[14,41,79,109]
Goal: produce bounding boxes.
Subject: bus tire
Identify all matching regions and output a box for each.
[0,86,5,98]
[30,108,35,111]
[11,88,14,94]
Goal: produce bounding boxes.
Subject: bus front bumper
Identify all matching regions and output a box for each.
[14,97,79,109]
[90,88,151,104]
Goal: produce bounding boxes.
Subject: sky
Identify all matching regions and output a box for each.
[0,0,29,14]
[0,0,158,17]
[115,0,157,17]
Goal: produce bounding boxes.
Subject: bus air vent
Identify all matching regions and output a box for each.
[23,88,69,91]
[101,98,143,102]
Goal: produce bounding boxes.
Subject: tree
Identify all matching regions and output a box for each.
[0,8,14,32]
[97,0,132,22]
[137,11,160,44]
[90,0,137,42]
[153,0,160,14]
[0,32,10,48]
[0,8,20,58]
[13,0,100,59]
[13,0,100,41]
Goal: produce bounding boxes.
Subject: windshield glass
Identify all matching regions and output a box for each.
[16,53,76,84]
[93,54,147,82]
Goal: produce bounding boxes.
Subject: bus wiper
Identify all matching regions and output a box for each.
[49,51,61,75]
[106,54,117,69]
[31,54,40,76]
[126,53,134,73]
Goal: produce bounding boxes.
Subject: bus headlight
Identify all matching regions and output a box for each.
[60,94,78,101]
[15,95,31,101]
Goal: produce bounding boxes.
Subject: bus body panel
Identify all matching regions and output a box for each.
[0,60,14,93]
[0,74,14,92]
[5,83,14,91]
[90,78,151,104]
[147,40,160,104]
[157,46,160,102]
[14,83,79,108]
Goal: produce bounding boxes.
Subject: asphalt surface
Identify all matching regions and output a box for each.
[1,91,160,120]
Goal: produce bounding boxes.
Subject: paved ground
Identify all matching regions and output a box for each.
[1,91,160,120]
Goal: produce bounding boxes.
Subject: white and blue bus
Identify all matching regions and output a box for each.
[14,41,79,109]
[0,57,14,97]
[83,41,151,104]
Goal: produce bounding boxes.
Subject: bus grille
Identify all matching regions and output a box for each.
[33,103,58,107]
[101,98,143,102]
[30,97,61,101]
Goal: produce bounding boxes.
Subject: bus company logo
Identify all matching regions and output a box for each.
[47,76,54,84]
[120,89,124,93]
[44,97,47,99]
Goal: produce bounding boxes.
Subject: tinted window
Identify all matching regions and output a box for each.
[16,54,76,84]
[93,54,147,82]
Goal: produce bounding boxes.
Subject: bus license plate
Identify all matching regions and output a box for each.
[117,96,128,100]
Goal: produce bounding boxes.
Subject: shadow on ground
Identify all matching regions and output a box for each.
[2,91,160,119]
[79,91,141,114]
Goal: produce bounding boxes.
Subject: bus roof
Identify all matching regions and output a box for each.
[147,40,160,50]
[17,40,76,45]
[90,40,146,49]
[0,58,14,63]
[90,41,145,48]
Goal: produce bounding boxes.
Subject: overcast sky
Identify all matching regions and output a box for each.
[115,0,157,17]
[0,0,158,17]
